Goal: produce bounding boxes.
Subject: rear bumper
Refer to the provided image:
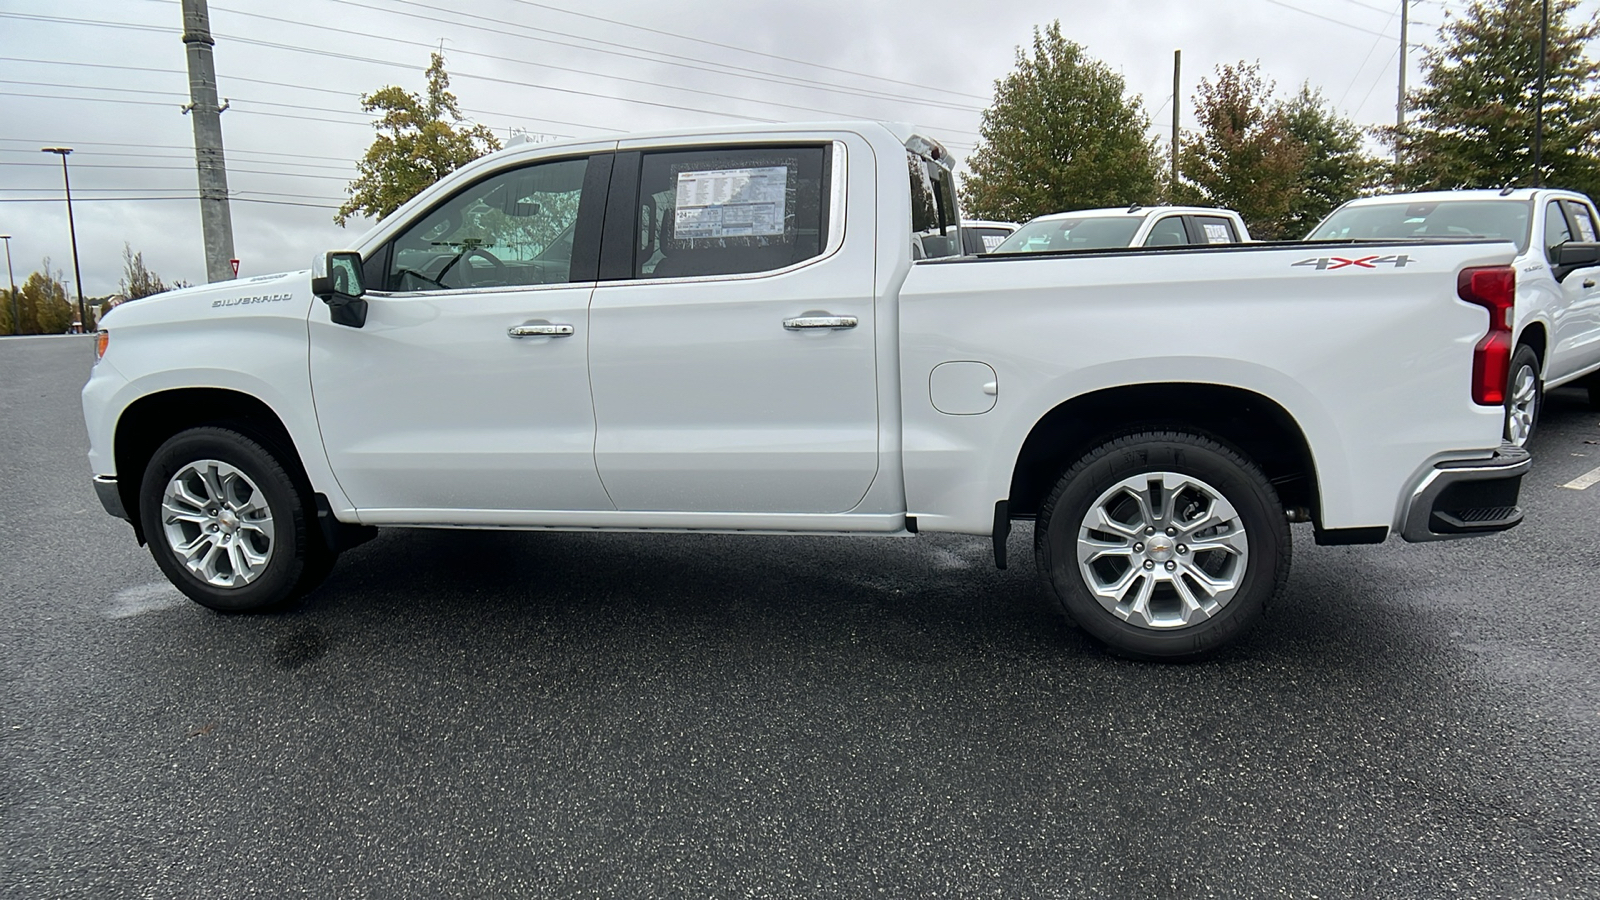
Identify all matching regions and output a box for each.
[93,474,128,521]
[1400,445,1530,542]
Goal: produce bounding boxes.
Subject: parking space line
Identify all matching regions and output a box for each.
[1560,465,1600,490]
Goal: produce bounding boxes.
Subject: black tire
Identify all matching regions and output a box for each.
[1504,344,1542,447]
[138,426,328,612]
[1034,431,1290,661]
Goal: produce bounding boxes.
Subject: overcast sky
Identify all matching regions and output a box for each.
[2,0,1598,296]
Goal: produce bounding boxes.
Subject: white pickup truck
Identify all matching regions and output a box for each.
[83,121,1531,660]
[993,205,1251,253]
[1311,189,1600,445]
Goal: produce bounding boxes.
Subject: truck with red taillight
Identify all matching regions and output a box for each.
[83,121,1532,662]
[1311,189,1600,446]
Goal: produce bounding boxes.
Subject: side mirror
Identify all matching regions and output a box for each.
[1554,242,1600,282]
[311,250,368,328]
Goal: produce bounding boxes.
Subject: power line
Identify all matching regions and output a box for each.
[1256,0,1396,37]
[330,0,987,113]
[487,0,991,102]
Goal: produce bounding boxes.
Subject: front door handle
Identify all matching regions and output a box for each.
[1584,279,1596,288]
[508,323,575,338]
[783,315,858,330]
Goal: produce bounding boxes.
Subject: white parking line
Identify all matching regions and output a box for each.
[1560,465,1600,491]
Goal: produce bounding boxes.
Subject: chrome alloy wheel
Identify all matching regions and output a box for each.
[1506,363,1539,447]
[1076,472,1250,630]
[160,459,276,588]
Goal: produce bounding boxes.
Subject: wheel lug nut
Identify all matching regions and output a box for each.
[1143,560,1155,570]
[1177,544,1188,555]
[1165,560,1177,571]
[1133,543,1144,552]
[1166,527,1177,536]
[1145,527,1156,536]
[208,524,218,532]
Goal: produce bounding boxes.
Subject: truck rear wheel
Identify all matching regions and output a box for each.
[138,426,327,612]
[1034,431,1289,661]
[1504,344,1541,447]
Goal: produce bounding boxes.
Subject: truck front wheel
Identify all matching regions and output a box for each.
[138,427,326,612]
[1034,431,1290,661]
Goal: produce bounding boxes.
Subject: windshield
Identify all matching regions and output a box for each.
[992,216,1144,253]
[1309,199,1532,252]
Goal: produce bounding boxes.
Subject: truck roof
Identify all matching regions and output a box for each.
[1024,205,1242,222]
[1338,188,1591,206]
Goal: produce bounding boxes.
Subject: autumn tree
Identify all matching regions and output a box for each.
[12,263,73,335]
[961,22,1162,223]
[1393,0,1600,194]
[1280,86,1381,236]
[1176,63,1306,240]
[335,53,501,226]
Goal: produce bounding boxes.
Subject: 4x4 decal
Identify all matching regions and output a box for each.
[1293,254,1411,271]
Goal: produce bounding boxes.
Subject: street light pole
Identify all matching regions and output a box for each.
[0,234,17,335]
[41,147,89,332]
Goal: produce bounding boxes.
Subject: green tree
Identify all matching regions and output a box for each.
[335,53,501,226]
[1281,85,1381,236]
[119,244,169,300]
[1176,62,1306,240]
[15,263,72,335]
[961,22,1162,223]
[1393,0,1600,194]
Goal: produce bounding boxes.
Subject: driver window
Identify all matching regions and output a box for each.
[1545,200,1573,261]
[387,157,589,292]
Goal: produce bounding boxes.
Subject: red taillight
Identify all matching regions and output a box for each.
[1458,266,1515,406]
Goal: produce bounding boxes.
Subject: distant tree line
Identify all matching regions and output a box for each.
[0,244,179,335]
[961,0,1600,239]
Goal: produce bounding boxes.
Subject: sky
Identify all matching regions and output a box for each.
[2,0,1598,297]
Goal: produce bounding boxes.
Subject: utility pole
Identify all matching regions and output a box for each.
[0,234,17,335]
[1395,0,1409,174]
[1172,49,1182,192]
[180,0,236,283]
[40,148,88,332]
[1533,0,1549,186]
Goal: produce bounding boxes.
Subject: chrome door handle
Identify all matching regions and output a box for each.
[783,315,858,330]
[508,323,575,338]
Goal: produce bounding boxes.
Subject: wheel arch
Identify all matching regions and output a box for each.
[1008,382,1320,525]
[113,388,315,544]
[1517,320,1549,371]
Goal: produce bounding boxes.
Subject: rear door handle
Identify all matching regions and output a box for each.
[508,323,575,338]
[1584,279,1596,288]
[783,315,858,330]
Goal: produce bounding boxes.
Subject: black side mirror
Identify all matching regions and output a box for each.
[311,250,368,328]
[1554,242,1600,282]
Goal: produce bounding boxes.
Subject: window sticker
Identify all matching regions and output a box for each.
[1202,223,1232,243]
[673,166,788,239]
[982,234,1007,252]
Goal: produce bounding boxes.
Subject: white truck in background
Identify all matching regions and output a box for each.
[1311,189,1600,446]
[993,205,1251,253]
[84,121,1530,661]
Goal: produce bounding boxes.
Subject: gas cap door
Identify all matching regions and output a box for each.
[929,361,998,415]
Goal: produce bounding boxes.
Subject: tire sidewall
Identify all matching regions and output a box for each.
[1038,435,1287,660]
[1506,344,1542,445]
[138,427,308,612]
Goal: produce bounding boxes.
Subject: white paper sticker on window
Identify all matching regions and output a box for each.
[982,234,1006,252]
[1203,223,1232,243]
[673,166,788,239]
[1574,211,1598,242]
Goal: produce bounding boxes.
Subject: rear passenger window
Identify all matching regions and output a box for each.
[1192,216,1239,244]
[1143,217,1189,247]
[633,145,829,279]
[1565,201,1598,243]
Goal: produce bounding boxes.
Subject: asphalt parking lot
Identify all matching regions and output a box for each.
[3,334,1597,898]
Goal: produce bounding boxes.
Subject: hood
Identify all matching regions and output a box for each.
[99,269,312,330]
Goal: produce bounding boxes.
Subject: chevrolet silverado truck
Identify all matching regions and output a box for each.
[993,205,1251,253]
[83,122,1531,660]
[1310,188,1600,446]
